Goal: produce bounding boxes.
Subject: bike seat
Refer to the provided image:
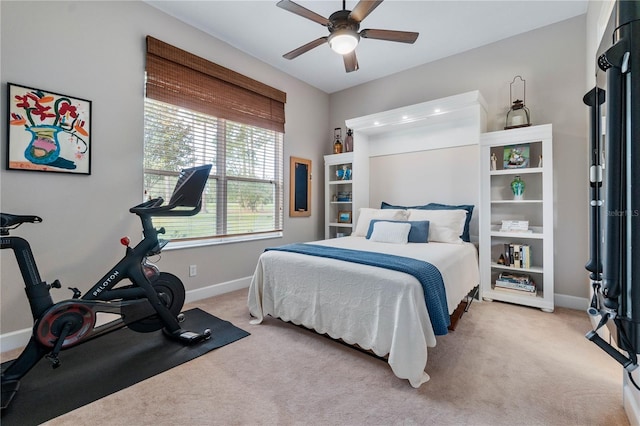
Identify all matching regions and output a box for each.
[0,213,42,228]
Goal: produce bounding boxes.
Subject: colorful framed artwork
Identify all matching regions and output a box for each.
[7,83,91,174]
[338,211,352,223]
[503,144,530,169]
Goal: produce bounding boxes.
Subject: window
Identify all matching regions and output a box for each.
[144,37,286,243]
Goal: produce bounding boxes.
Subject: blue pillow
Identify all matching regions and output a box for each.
[366,219,430,243]
[380,201,429,210]
[379,201,473,242]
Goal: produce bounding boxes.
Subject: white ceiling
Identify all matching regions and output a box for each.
[145,0,588,94]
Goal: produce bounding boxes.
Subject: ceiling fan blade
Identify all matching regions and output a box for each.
[349,0,383,23]
[360,29,419,44]
[277,0,330,26]
[283,37,328,60]
[343,51,359,73]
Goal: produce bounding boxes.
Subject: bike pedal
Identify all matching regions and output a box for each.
[45,355,61,369]
[168,329,212,345]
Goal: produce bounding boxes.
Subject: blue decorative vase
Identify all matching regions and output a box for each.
[511,175,525,200]
[24,125,61,165]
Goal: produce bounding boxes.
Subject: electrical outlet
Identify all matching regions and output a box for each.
[189,265,197,277]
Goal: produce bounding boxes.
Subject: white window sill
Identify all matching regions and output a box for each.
[163,231,283,251]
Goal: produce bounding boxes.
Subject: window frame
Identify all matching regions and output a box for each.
[143,100,284,246]
[143,36,286,246]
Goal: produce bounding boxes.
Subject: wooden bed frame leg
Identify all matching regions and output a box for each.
[448,301,467,331]
[448,285,479,331]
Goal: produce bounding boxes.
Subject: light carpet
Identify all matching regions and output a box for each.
[2,289,628,425]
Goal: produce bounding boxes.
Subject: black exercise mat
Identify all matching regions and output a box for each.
[1,308,249,425]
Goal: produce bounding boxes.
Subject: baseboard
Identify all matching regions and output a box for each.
[554,293,589,311]
[184,276,251,303]
[0,328,32,355]
[624,373,640,426]
[0,277,252,354]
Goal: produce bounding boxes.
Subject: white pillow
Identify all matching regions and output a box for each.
[369,221,411,244]
[407,209,467,244]
[353,208,409,237]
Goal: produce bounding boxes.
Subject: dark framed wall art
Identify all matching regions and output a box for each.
[7,83,92,174]
[289,156,311,217]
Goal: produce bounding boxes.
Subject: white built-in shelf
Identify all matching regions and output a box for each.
[490,262,544,274]
[479,124,554,312]
[325,152,356,239]
[491,167,543,176]
[491,200,543,204]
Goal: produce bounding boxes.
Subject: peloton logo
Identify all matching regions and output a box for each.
[92,271,120,297]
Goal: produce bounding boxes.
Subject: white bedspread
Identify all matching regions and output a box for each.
[247,236,479,387]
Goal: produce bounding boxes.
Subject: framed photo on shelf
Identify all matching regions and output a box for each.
[335,164,352,180]
[503,144,530,169]
[338,211,352,223]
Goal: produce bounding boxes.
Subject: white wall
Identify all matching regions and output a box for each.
[0,1,329,335]
[329,15,588,302]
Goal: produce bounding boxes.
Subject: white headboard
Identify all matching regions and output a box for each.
[344,91,487,241]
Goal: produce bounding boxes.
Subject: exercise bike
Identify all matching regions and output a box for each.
[0,164,213,410]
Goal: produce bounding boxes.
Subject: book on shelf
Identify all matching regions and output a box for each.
[495,279,536,292]
[500,220,530,232]
[501,243,532,269]
[513,244,520,268]
[494,285,538,297]
[522,245,531,269]
[496,272,536,292]
[498,271,532,283]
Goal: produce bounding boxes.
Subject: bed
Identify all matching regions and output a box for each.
[247,206,480,387]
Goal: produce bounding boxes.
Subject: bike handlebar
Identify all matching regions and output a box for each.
[129,197,202,217]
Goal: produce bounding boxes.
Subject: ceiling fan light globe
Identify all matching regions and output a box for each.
[329,31,359,55]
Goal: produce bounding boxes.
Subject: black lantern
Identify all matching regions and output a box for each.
[505,76,531,130]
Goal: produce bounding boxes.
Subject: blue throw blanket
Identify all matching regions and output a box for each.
[266,243,450,335]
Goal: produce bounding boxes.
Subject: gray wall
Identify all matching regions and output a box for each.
[0,2,589,338]
[0,1,329,334]
[329,15,589,301]
[369,145,481,240]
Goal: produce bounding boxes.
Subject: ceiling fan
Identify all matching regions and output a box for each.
[277,0,419,73]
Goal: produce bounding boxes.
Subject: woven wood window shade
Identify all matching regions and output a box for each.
[146,36,286,133]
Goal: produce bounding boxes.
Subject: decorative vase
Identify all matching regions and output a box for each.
[344,128,353,152]
[511,175,525,200]
[24,125,61,165]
